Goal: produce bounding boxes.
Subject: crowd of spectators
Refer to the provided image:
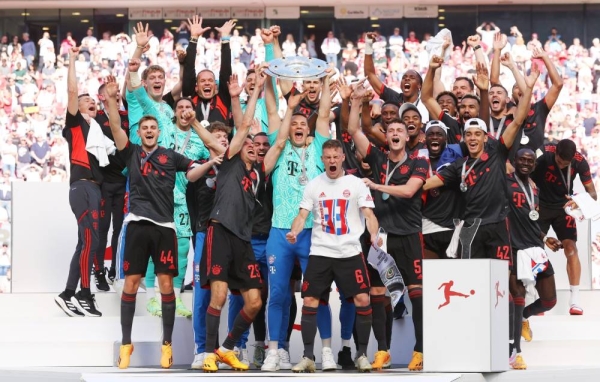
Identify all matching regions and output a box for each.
[1,22,600,292]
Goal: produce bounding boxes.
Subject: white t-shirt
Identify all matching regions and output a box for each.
[300,173,375,259]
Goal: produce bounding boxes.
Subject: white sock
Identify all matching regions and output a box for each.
[570,285,580,306]
[184,246,195,285]
[342,339,351,348]
[322,338,332,348]
[268,341,278,352]
[174,288,181,299]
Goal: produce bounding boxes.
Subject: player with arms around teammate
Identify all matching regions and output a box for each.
[101,77,207,369]
[286,139,379,373]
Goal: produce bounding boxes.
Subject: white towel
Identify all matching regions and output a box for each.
[516,247,549,287]
[426,28,453,62]
[569,192,600,221]
[86,117,116,167]
[445,220,464,259]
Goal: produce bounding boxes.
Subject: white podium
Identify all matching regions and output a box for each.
[423,259,509,372]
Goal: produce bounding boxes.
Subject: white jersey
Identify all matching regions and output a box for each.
[300,173,375,258]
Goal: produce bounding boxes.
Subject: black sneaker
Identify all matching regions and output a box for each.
[70,291,102,317]
[184,282,193,291]
[106,267,116,285]
[337,346,354,370]
[95,270,110,292]
[54,292,84,317]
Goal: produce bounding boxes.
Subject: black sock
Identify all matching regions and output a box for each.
[287,295,297,342]
[385,302,393,349]
[301,306,318,359]
[205,306,221,353]
[371,295,387,351]
[352,318,359,351]
[509,295,515,356]
[121,292,136,345]
[80,287,91,297]
[223,309,254,350]
[253,301,267,343]
[513,296,525,354]
[523,297,557,318]
[355,305,372,356]
[161,292,176,345]
[408,288,423,353]
[64,288,76,298]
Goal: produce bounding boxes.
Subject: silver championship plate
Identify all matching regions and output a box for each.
[264,56,328,80]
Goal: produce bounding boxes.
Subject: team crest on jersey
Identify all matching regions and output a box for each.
[400,165,409,175]
[250,171,257,180]
[343,189,351,197]
[302,280,309,292]
[212,265,222,275]
[91,210,99,220]
[481,153,489,161]
[158,154,168,165]
[268,255,276,265]
[123,261,130,272]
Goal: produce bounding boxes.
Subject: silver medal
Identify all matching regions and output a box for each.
[206,177,216,189]
[520,134,529,145]
[298,175,309,186]
[529,210,539,221]
[460,182,468,192]
[382,192,390,201]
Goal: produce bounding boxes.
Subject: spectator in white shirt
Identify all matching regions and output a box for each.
[388,28,404,58]
[321,31,341,67]
[282,34,297,58]
[81,29,98,51]
[37,32,54,71]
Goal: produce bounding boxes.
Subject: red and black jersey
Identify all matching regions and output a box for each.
[192,159,218,233]
[364,145,428,235]
[95,109,129,184]
[121,143,193,224]
[438,111,463,144]
[62,110,104,185]
[505,98,550,152]
[506,173,543,250]
[437,138,510,225]
[531,144,592,210]
[210,150,266,242]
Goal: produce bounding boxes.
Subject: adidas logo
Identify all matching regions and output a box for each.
[319,192,326,198]
[360,283,367,289]
[169,264,176,270]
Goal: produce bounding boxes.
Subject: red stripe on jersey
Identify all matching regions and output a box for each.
[70,126,90,169]
[206,225,213,276]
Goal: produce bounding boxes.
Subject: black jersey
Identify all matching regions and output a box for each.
[531,144,593,210]
[252,173,273,235]
[122,143,193,223]
[95,109,129,184]
[63,111,104,185]
[506,173,543,250]
[210,150,265,241]
[365,145,427,235]
[438,138,510,225]
[422,155,463,228]
[193,160,218,233]
[438,111,462,144]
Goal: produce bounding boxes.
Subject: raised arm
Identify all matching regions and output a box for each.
[169,49,187,100]
[316,69,334,138]
[348,85,372,158]
[473,62,491,124]
[228,66,267,158]
[182,16,211,97]
[263,89,307,174]
[502,65,539,148]
[215,19,235,109]
[422,55,444,119]
[228,74,244,130]
[432,36,452,97]
[264,72,281,133]
[266,26,293,97]
[186,111,226,156]
[337,76,353,131]
[186,154,224,182]
[364,32,385,97]
[532,47,563,109]
[67,46,80,116]
[500,53,527,98]
[105,76,128,150]
[467,35,487,66]
[490,33,507,85]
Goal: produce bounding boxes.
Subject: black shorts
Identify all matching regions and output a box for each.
[423,230,454,259]
[511,250,555,278]
[468,219,513,267]
[538,207,577,242]
[291,260,302,281]
[200,222,263,291]
[301,254,370,304]
[123,220,178,276]
[387,232,424,286]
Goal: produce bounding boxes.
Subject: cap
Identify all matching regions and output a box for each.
[399,103,421,119]
[425,120,448,134]
[464,118,488,133]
